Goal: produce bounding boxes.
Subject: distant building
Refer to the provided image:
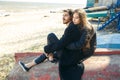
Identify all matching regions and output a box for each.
[95,0,117,6]
[87,0,118,7]
[86,0,95,7]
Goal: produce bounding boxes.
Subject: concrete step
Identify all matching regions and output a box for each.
[7,49,120,80]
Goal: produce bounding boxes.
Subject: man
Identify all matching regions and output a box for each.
[44,9,85,80]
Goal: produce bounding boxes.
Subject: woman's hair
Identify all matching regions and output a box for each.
[74,9,91,30]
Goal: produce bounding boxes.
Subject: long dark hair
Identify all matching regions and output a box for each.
[74,9,92,30]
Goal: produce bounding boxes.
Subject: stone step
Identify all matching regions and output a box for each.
[7,49,120,80]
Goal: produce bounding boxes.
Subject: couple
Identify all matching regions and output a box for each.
[19,8,96,80]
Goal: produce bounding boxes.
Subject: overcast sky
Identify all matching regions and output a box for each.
[0,0,87,4]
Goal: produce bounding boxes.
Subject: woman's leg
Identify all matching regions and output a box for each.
[47,33,59,61]
[19,53,47,72]
[19,33,59,71]
[47,33,59,44]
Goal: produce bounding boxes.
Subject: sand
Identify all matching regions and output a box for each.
[0,11,66,79]
[0,10,67,57]
[1,9,119,57]
[0,8,120,80]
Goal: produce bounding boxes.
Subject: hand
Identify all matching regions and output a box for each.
[48,53,54,61]
[44,53,49,57]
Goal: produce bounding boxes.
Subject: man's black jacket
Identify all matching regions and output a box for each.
[44,22,96,66]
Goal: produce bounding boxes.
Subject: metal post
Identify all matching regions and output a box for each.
[117,16,120,30]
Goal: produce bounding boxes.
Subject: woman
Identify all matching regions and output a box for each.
[67,9,96,61]
[44,9,96,80]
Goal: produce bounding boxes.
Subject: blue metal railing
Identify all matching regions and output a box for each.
[97,12,120,31]
[97,0,120,31]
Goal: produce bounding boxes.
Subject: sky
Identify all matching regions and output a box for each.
[0,0,87,4]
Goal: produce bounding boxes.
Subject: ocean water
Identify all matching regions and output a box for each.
[0,1,84,13]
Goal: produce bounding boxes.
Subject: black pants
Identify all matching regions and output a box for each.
[48,33,84,80]
[35,33,84,80]
[34,33,60,64]
[59,62,84,80]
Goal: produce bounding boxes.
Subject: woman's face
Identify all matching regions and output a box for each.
[72,12,80,25]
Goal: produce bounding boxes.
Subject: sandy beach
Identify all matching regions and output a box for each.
[0,1,115,57]
[0,1,120,80]
[0,2,120,79]
[0,9,113,57]
[0,3,120,80]
[0,9,95,80]
[0,10,70,57]
[0,1,93,79]
[0,10,68,79]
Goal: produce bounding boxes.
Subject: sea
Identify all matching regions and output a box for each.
[0,1,85,13]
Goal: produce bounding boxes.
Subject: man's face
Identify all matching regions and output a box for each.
[63,12,71,24]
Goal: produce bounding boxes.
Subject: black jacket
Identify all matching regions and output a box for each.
[67,25,96,60]
[44,22,82,66]
[44,22,96,66]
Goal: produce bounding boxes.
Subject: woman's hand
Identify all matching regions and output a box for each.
[48,53,54,61]
[44,53,54,61]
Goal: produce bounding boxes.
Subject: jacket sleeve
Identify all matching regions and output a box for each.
[66,28,90,50]
[44,25,77,53]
